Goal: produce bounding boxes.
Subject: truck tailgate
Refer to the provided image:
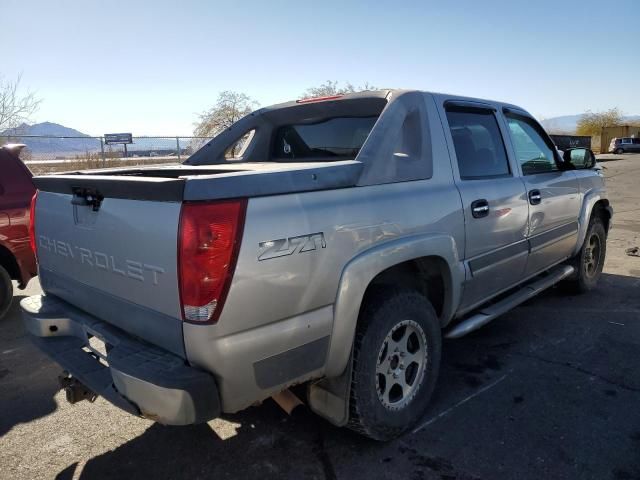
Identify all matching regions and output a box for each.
[34,190,184,356]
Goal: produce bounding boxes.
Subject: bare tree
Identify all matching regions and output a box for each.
[194,91,259,138]
[302,80,376,98]
[0,74,41,131]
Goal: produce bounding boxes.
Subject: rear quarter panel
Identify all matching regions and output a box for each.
[184,146,465,412]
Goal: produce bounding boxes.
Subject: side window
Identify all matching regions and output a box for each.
[633,138,640,145]
[506,115,558,175]
[224,129,255,160]
[445,109,510,179]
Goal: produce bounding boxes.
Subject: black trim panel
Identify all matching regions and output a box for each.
[34,175,185,202]
[253,336,330,389]
[469,240,529,275]
[529,222,579,252]
[184,161,363,201]
[445,100,497,112]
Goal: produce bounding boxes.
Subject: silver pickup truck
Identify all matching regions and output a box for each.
[22,90,612,440]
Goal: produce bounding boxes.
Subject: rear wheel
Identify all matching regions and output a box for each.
[0,265,13,319]
[348,289,441,441]
[565,216,606,293]
[615,147,624,154]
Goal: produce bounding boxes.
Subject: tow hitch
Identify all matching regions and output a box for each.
[58,371,97,404]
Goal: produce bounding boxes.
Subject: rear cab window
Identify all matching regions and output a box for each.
[271,116,377,162]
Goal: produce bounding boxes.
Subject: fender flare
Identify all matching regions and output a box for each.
[324,233,464,378]
[573,189,612,256]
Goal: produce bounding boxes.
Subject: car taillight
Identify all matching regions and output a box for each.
[296,94,344,103]
[29,191,38,257]
[178,199,246,324]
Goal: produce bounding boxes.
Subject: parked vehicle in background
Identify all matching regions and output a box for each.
[609,137,640,154]
[0,144,37,318]
[22,90,612,440]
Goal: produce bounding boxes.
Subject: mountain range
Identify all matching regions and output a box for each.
[3,114,640,155]
[0,122,100,154]
[0,122,185,157]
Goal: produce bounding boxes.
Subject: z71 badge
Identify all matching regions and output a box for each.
[258,232,326,261]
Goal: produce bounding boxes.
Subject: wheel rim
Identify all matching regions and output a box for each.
[584,232,601,278]
[376,319,428,411]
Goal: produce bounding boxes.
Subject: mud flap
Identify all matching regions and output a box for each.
[307,351,353,427]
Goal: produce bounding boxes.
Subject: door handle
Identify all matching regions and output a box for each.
[471,199,489,218]
[529,189,542,205]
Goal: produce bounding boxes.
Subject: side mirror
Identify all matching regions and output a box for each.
[563,148,596,170]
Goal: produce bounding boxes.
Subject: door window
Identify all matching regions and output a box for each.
[445,109,510,179]
[506,115,558,175]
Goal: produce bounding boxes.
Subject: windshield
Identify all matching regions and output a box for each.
[271,116,377,161]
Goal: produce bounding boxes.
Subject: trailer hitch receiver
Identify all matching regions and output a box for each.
[58,371,98,404]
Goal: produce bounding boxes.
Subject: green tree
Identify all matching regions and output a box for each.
[576,108,622,136]
[302,80,376,98]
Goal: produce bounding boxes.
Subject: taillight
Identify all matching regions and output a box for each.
[29,191,38,257]
[178,199,246,324]
[296,94,344,103]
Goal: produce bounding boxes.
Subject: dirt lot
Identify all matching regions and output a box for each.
[1,155,640,480]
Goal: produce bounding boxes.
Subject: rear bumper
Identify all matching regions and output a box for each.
[21,294,220,425]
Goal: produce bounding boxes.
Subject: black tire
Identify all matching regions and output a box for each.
[0,265,13,320]
[565,215,606,293]
[615,148,624,154]
[347,289,441,441]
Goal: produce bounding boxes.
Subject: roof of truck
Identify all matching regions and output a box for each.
[257,88,527,118]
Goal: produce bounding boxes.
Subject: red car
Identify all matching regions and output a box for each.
[0,144,37,318]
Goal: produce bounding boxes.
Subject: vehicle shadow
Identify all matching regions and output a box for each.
[0,293,60,436]
[70,404,364,480]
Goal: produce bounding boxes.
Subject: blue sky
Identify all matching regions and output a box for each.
[3,0,639,135]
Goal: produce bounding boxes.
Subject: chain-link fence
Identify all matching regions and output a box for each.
[0,135,213,175]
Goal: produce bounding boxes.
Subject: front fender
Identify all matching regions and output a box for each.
[325,233,464,377]
[573,188,612,256]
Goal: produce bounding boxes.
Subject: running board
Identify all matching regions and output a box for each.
[445,265,575,339]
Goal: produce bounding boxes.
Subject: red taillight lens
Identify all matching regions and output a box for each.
[178,199,246,324]
[29,191,38,257]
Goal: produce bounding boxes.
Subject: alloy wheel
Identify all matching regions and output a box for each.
[376,320,428,411]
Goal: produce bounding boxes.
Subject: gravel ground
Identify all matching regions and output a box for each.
[1,154,639,480]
